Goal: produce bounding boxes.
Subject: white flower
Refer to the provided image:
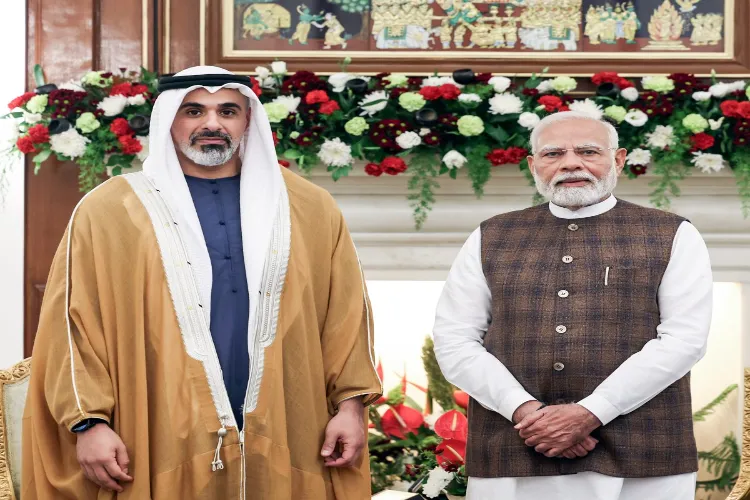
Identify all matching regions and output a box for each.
[709,117,724,130]
[550,76,577,93]
[620,87,639,101]
[391,480,413,492]
[518,112,541,130]
[328,73,354,93]
[49,128,90,159]
[488,76,511,93]
[707,81,744,98]
[317,138,352,167]
[255,66,270,80]
[271,61,287,75]
[488,93,523,115]
[421,466,454,499]
[568,98,603,119]
[0,119,19,150]
[691,152,725,173]
[421,76,462,88]
[692,91,712,102]
[126,94,146,106]
[272,95,301,114]
[359,90,388,116]
[136,136,149,162]
[645,125,675,149]
[396,131,422,149]
[442,150,467,169]
[97,95,128,117]
[23,112,42,124]
[59,80,85,92]
[419,128,431,136]
[624,109,648,127]
[535,80,554,93]
[626,148,651,166]
[458,93,482,103]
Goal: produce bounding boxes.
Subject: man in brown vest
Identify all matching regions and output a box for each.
[433,111,712,499]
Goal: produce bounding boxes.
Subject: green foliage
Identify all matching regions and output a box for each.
[422,336,458,412]
[407,151,440,230]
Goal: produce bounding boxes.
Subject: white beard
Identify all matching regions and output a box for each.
[178,136,242,167]
[534,164,619,208]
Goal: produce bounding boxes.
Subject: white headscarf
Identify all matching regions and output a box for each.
[143,65,282,329]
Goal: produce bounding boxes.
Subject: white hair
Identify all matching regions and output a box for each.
[529,111,619,154]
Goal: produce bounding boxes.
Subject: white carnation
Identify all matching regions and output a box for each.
[271,61,287,75]
[317,138,352,167]
[50,128,90,159]
[707,81,744,98]
[421,76,462,88]
[442,150,467,169]
[126,94,146,106]
[645,125,675,150]
[421,466,454,498]
[518,112,541,130]
[97,95,128,117]
[0,119,19,150]
[488,76,511,93]
[709,117,724,130]
[626,148,651,166]
[535,80,554,94]
[568,98,603,119]
[23,112,42,124]
[272,95,301,114]
[359,90,388,116]
[488,93,523,115]
[458,93,482,103]
[691,91,712,102]
[691,152,725,173]
[624,109,648,127]
[59,80,85,92]
[396,131,422,149]
[255,66,270,80]
[620,87,639,101]
[136,135,149,162]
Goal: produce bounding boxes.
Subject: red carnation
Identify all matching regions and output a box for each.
[110,118,133,137]
[110,82,149,97]
[486,149,507,166]
[118,135,143,155]
[738,102,750,119]
[27,124,50,144]
[419,86,443,101]
[439,83,461,100]
[381,156,408,175]
[249,77,262,97]
[8,92,36,110]
[272,131,279,146]
[505,146,529,164]
[319,100,340,115]
[690,133,715,151]
[16,136,37,154]
[365,162,383,177]
[475,73,492,84]
[305,90,330,105]
[278,159,290,168]
[721,100,741,118]
[617,78,634,89]
[538,95,564,112]
[592,71,620,86]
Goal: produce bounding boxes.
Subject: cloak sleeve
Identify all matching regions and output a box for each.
[320,211,383,412]
[32,202,116,432]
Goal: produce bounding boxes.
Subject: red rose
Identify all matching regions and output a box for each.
[305,90,330,105]
[118,135,143,155]
[27,124,50,144]
[278,159,290,168]
[364,162,383,177]
[538,95,564,112]
[439,83,461,100]
[8,92,36,110]
[721,100,741,118]
[110,118,133,137]
[319,100,340,115]
[381,156,408,175]
[504,146,529,164]
[690,133,715,151]
[419,86,443,101]
[16,136,37,154]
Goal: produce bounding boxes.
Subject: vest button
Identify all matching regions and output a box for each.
[556,325,567,333]
[562,255,573,263]
[568,223,579,231]
[557,289,569,298]
[553,362,565,371]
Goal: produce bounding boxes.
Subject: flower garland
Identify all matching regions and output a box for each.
[3,63,750,228]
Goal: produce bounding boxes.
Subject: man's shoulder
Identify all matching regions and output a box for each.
[281,167,339,215]
[73,174,143,226]
[613,198,688,224]
[480,203,550,230]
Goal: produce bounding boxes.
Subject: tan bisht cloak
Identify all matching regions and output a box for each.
[22,167,383,499]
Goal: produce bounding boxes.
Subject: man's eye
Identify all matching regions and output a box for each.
[580,149,600,156]
[221,109,237,116]
[186,109,202,116]
[544,151,562,157]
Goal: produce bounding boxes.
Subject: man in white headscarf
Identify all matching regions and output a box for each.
[23,66,382,499]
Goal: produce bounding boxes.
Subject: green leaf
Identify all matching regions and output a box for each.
[693,384,737,422]
[32,149,52,166]
[449,168,458,179]
[485,125,509,144]
[33,64,45,87]
[283,149,302,160]
[438,165,449,175]
[111,166,122,176]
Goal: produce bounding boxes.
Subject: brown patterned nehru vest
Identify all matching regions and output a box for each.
[467,199,697,478]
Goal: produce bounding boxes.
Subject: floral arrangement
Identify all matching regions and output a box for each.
[3,62,750,228]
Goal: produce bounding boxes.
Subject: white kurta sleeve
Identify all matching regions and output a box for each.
[433,228,536,422]
[578,221,713,425]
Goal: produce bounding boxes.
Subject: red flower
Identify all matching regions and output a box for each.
[438,113,458,128]
[110,82,149,97]
[439,83,461,100]
[738,102,750,119]
[8,92,36,110]
[407,77,423,88]
[27,124,50,144]
[690,133,715,151]
[272,131,279,146]
[319,100,340,115]
[295,131,316,147]
[249,77,262,97]
[505,146,529,164]
[305,90,330,105]
[118,135,143,155]
[278,159,290,168]
[617,78,634,89]
[381,156,408,175]
[110,118,133,137]
[453,390,469,410]
[282,71,326,95]
[365,162,383,177]
[436,439,467,470]
[721,100,741,118]
[591,72,620,86]
[423,133,441,146]
[434,410,468,441]
[522,88,539,97]
[475,73,492,84]
[370,119,410,152]
[419,86,443,101]
[380,404,424,439]
[16,136,37,154]
[389,88,408,100]
[487,149,507,166]
[631,164,647,177]
[538,95,565,112]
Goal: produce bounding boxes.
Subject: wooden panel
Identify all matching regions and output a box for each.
[99,0,149,71]
[169,0,202,72]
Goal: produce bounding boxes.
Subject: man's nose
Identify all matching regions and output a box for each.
[202,111,224,130]
[559,150,584,170]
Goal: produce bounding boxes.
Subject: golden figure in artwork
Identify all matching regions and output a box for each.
[690,13,724,46]
[313,13,348,49]
[241,4,291,40]
[644,0,689,50]
[289,4,325,45]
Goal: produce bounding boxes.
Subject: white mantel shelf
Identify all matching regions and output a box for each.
[298,167,750,283]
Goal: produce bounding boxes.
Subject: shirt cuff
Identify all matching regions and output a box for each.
[498,388,537,423]
[577,394,620,426]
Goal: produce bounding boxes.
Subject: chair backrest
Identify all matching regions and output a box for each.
[0,358,31,500]
[728,368,750,500]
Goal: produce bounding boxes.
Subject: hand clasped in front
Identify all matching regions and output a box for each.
[514,404,602,459]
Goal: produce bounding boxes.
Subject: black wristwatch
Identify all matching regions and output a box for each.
[71,418,107,433]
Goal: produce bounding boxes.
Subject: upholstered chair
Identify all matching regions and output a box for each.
[0,358,31,500]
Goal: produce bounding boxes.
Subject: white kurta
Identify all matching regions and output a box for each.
[432,196,713,500]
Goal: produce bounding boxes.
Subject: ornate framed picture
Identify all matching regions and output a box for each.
[203,0,749,75]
